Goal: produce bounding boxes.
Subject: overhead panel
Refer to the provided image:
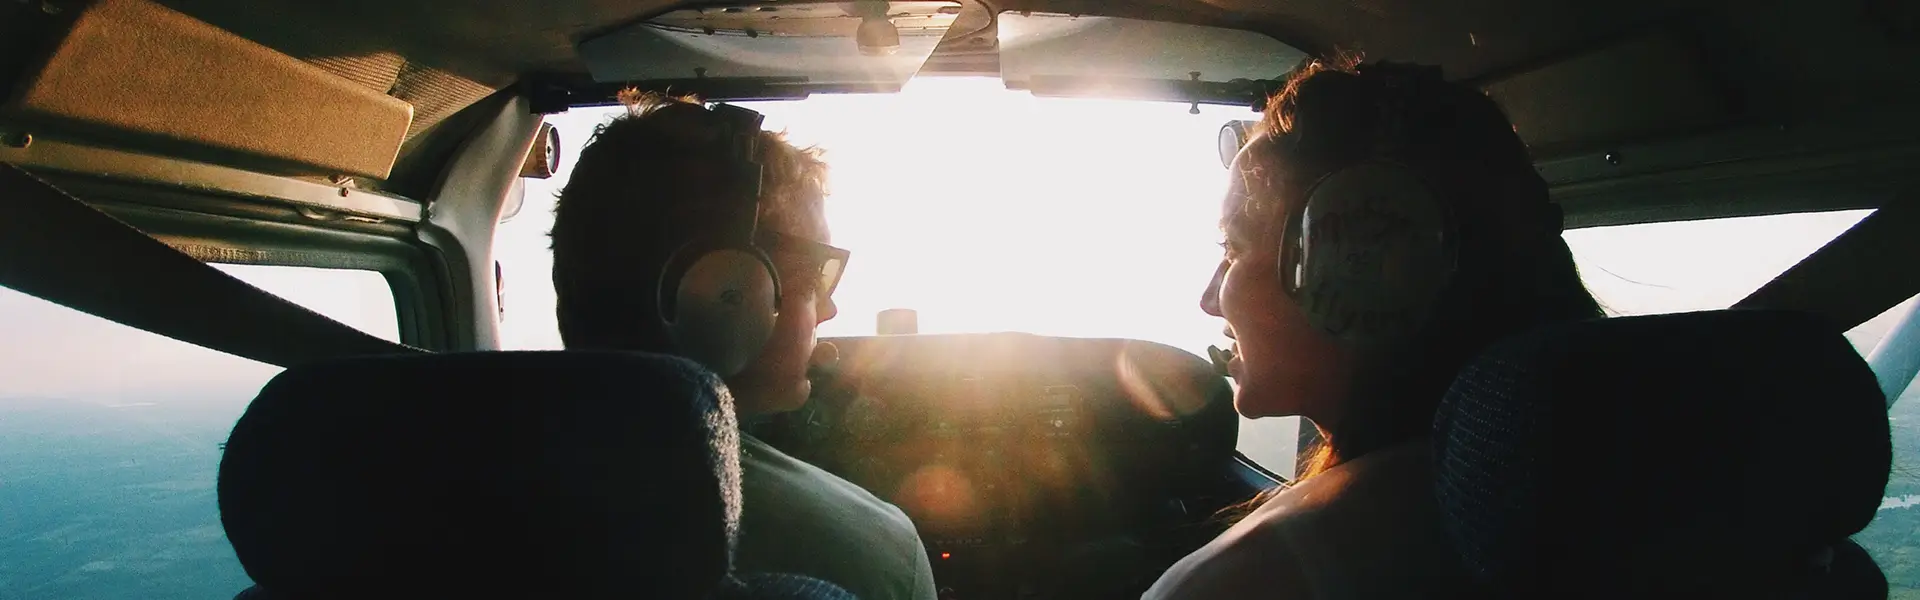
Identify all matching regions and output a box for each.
[578,1,960,93]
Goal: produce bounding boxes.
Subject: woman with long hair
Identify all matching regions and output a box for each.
[1145,56,1603,599]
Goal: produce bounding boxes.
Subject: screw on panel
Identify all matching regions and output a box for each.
[0,131,31,149]
[329,174,357,196]
[1604,152,1622,166]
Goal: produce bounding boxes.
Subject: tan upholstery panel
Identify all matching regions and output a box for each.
[7,0,413,179]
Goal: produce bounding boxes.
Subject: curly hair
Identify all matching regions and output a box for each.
[549,89,829,352]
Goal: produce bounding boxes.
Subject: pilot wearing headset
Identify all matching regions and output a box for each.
[549,89,936,600]
[1148,59,1602,600]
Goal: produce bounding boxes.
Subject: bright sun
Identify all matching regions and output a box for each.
[502,76,1252,359]
[497,77,1298,472]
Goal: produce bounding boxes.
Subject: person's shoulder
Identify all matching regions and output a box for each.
[1148,441,1466,600]
[1256,441,1471,596]
[1261,440,1433,518]
[1145,514,1315,600]
[734,436,935,600]
[739,437,916,529]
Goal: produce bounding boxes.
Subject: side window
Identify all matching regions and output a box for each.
[1564,209,1874,319]
[0,264,398,599]
[1854,298,1920,599]
[1864,367,1919,599]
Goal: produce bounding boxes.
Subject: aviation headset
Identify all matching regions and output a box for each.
[654,103,783,378]
[1277,62,1459,347]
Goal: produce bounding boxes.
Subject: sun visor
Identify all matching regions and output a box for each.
[998,13,1304,105]
[578,1,959,94]
[2,0,413,179]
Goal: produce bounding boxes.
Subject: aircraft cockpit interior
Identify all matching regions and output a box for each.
[1,0,1917,598]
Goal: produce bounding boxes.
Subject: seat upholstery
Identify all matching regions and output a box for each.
[218,351,743,599]
[714,573,861,600]
[1433,310,1893,598]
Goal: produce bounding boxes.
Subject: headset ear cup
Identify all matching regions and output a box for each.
[1287,162,1456,344]
[660,244,780,378]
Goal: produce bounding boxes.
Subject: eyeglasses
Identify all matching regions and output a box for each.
[756,230,849,299]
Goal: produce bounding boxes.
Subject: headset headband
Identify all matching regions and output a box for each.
[653,102,782,379]
[707,103,767,242]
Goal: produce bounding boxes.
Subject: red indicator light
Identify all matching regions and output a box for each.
[940,552,952,560]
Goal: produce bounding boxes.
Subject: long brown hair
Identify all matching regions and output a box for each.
[1219,55,1603,519]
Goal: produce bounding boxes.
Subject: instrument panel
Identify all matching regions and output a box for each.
[748,333,1244,599]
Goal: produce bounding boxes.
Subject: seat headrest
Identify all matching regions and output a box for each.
[1433,310,1892,596]
[218,351,742,599]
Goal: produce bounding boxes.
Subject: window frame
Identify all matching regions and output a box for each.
[47,176,441,350]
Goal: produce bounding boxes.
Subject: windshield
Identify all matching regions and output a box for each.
[499,76,1252,358]
[495,80,1893,482]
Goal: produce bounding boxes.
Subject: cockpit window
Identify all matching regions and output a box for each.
[0,265,398,599]
[1868,361,1919,598]
[494,84,1903,493]
[496,76,1296,469]
[502,77,1248,356]
[1564,209,1880,341]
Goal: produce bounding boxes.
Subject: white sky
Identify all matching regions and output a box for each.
[0,76,1910,472]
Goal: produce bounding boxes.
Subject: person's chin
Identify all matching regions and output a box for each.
[740,377,812,416]
[1231,380,1289,419]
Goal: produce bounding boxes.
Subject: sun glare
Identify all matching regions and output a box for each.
[744,78,1246,352]
[496,77,1279,475]
[504,76,1250,359]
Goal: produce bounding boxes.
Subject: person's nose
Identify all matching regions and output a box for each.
[1201,261,1225,318]
[816,292,839,324]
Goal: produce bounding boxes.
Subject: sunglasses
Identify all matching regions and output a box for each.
[756,230,849,299]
